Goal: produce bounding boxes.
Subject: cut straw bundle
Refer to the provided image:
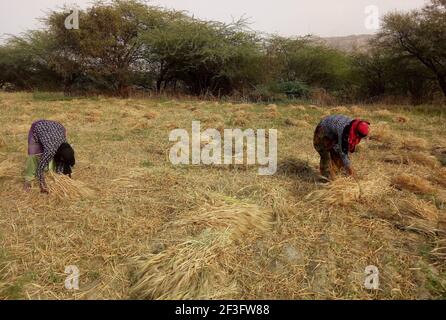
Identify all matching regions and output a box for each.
[330,106,349,113]
[46,172,95,199]
[430,168,446,188]
[383,152,439,169]
[130,200,273,299]
[169,202,274,240]
[431,238,446,263]
[391,173,436,195]
[306,175,390,207]
[369,124,400,146]
[130,230,237,300]
[398,198,439,222]
[350,106,367,115]
[284,118,310,127]
[400,136,428,151]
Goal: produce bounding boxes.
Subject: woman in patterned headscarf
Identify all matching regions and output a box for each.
[313,115,370,181]
[24,120,76,193]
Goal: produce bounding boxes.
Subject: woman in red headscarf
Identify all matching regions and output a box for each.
[313,115,370,180]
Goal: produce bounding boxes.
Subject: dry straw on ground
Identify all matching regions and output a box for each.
[130,230,237,300]
[46,172,95,200]
[284,118,310,127]
[0,160,21,178]
[130,201,274,299]
[306,174,391,207]
[430,168,446,188]
[391,173,436,195]
[394,114,410,123]
[400,136,428,151]
[0,135,6,148]
[375,109,392,117]
[291,105,306,111]
[369,123,399,146]
[383,152,439,169]
[329,106,349,113]
[1,93,445,300]
[264,104,280,118]
[169,202,274,239]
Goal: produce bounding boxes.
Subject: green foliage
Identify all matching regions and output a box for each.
[0,0,444,103]
[276,81,311,98]
[375,0,446,98]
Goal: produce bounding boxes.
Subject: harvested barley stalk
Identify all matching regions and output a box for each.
[46,172,95,199]
[350,106,367,115]
[383,152,439,168]
[330,106,349,113]
[375,109,392,117]
[391,173,436,195]
[169,202,274,239]
[430,168,446,188]
[0,160,21,178]
[397,198,439,222]
[400,137,428,151]
[306,175,390,206]
[0,136,6,148]
[130,230,237,300]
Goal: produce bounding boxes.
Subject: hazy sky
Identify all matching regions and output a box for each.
[0,0,428,41]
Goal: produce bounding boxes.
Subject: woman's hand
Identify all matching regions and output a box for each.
[346,166,356,177]
[40,186,49,194]
[23,181,32,192]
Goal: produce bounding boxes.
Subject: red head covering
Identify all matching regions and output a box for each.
[348,119,370,152]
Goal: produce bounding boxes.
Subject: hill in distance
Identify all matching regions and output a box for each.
[319,34,374,52]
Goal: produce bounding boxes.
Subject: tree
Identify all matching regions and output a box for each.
[45,0,164,96]
[0,31,61,90]
[142,17,263,95]
[265,36,353,95]
[377,0,446,97]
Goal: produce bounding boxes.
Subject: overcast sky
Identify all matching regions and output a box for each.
[0,0,428,41]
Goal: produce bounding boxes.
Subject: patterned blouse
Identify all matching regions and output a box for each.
[318,115,353,168]
[29,120,67,188]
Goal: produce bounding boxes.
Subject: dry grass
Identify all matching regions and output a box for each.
[264,104,280,119]
[130,230,237,300]
[391,173,436,195]
[284,118,310,127]
[130,201,274,299]
[0,92,445,300]
[430,168,446,188]
[306,174,391,207]
[291,105,306,111]
[401,136,429,151]
[369,123,399,146]
[168,201,274,239]
[383,153,439,169]
[350,106,367,116]
[0,135,6,148]
[375,109,392,117]
[330,106,349,113]
[0,160,21,178]
[394,115,410,123]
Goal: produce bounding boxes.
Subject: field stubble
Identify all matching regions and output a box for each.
[0,93,445,299]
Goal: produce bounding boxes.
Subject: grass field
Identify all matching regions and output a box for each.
[0,92,445,299]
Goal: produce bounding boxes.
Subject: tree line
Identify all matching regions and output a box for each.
[0,0,445,104]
